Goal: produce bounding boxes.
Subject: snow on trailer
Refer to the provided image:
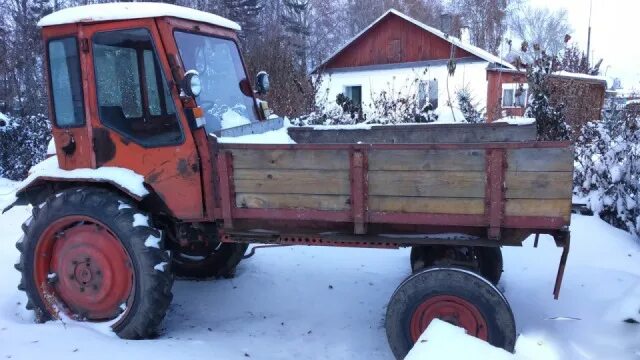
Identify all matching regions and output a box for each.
[7,4,576,359]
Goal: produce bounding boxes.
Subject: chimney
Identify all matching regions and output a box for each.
[440,13,452,35]
[460,26,470,43]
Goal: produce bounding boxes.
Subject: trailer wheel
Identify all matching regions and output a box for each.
[385,267,515,359]
[410,246,503,285]
[172,243,248,279]
[15,188,173,339]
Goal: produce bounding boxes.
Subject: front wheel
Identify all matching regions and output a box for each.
[385,267,516,359]
[16,188,173,339]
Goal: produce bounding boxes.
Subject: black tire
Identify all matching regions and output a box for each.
[385,267,516,359]
[15,187,173,339]
[172,243,248,279]
[410,246,503,285]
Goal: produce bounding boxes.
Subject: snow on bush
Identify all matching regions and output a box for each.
[525,52,571,141]
[0,113,51,181]
[457,87,485,124]
[574,107,640,239]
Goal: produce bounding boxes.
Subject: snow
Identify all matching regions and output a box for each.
[313,9,514,73]
[154,262,168,272]
[433,105,467,123]
[144,234,162,249]
[553,71,608,84]
[0,156,148,210]
[46,138,56,156]
[37,3,241,30]
[220,109,252,130]
[495,116,537,126]
[1,178,639,358]
[132,213,149,228]
[217,119,296,144]
[0,112,8,123]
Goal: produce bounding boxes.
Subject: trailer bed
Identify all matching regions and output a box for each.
[211,133,573,245]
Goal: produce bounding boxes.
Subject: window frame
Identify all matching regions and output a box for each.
[344,85,363,108]
[46,36,86,129]
[91,27,185,148]
[172,29,262,126]
[501,83,528,109]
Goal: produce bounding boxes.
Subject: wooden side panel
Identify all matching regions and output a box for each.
[507,148,574,172]
[370,197,485,214]
[237,193,349,211]
[369,149,485,171]
[231,149,350,170]
[234,169,350,195]
[369,171,486,198]
[505,172,573,199]
[506,199,571,221]
[231,149,351,210]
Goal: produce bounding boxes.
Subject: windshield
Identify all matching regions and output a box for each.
[174,31,258,133]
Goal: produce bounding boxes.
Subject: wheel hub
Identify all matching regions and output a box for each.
[410,295,488,342]
[35,216,134,321]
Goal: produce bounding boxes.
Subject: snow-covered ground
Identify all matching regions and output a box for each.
[0,179,638,359]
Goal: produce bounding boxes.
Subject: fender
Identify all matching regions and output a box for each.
[2,157,160,214]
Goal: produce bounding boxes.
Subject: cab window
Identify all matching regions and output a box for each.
[92,28,182,147]
[48,37,85,127]
[174,31,259,133]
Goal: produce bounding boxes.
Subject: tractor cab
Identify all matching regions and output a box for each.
[39,2,268,220]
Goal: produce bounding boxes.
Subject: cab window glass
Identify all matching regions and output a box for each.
[92,28,181,147]
[48,37,85,127]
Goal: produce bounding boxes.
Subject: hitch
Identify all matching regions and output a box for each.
[243,244,291,259]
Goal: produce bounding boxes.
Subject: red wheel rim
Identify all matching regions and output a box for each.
[34,216,134,321]
[410,295,488,342]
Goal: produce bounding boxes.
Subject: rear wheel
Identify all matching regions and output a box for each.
[16,188,173,339]
[410,245,503,285]
[172,242,248,279]
[385,267,516,359]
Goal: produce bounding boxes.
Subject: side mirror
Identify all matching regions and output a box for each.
[256,71,270,95]
[182,70,202,98]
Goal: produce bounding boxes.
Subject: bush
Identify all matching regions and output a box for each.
[574,107,640,238]
[0,113,51,181]
[456,88,485,124]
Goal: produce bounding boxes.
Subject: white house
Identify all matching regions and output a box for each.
[313,9,515,119]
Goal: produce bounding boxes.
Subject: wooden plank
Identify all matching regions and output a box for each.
[505,199,571,221]
[505,171,573,199]
[236,193,349,211]
[369,171,486,198]
[234,169,350,195]
[369,196,485,214]
[368,149,485,171]
[288,123,537,144]
[231,149,350,170]
[508,148,574,172]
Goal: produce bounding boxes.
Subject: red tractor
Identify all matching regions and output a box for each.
[7,3,573,358]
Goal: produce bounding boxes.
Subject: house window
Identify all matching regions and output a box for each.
[418,79,438,110]
[344,86,362,108]
[502,83,528,108]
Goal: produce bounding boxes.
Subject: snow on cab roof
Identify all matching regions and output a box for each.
[37,2,241,31]
[313,9,515,73]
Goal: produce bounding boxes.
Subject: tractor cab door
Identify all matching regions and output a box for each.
[81,20,204,220]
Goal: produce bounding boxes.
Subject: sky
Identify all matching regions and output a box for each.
[528,0,640,91]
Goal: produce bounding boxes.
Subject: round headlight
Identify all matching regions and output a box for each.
[183,71,201,98]
[189,74,202,97]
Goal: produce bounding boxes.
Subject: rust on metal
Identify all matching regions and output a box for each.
[216,151,235,229]
[553,232,570,299]
[485,148,506,240]
[350,150,368,234]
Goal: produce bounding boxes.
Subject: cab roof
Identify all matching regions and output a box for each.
[37,2,241,31]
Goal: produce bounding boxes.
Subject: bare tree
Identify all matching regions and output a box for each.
[450,0,513,55]
[508,6,573,62]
